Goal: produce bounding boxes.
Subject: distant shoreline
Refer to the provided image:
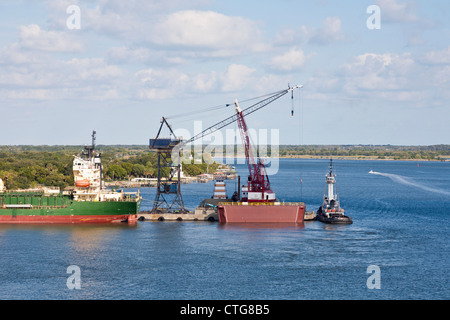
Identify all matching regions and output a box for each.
[215,155,449,162]
[278,155,449,162]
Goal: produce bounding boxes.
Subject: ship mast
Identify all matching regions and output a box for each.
[82,130,96,159]
[326,159,336,201]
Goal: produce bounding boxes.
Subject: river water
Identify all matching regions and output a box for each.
[0,159,448,300]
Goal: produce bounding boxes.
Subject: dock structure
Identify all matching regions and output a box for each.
[304,211,317,221]
[138,209,218,222]
[139,203,314,222]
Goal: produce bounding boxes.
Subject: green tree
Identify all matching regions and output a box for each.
[121,162,133,175]
[131,164,146,177]
[106,164,127,180]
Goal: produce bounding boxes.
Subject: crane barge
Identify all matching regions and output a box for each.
[150,85,305,222]
[217,87,305,223]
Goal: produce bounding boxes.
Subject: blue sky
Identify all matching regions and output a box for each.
[0,0,449,145]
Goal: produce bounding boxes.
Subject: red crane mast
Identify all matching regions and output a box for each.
[234,99,272,201]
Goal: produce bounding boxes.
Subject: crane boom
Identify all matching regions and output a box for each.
[171,84,303,202]
[177,85,303,149]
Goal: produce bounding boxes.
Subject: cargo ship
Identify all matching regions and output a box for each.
[0,131,141,224]
[316,159,352,224]
[217,97,305,223]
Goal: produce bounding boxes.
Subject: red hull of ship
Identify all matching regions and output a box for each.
[0,214,137,224]
[218,203,305,223]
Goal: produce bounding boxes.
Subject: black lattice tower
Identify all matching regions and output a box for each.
[149,118,186,213]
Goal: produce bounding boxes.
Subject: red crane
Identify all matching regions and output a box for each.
[234,99,273,202]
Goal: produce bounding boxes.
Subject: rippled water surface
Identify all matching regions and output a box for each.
[0,159,448,300]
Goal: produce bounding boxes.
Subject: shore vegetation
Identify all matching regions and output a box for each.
[0,144,448,190]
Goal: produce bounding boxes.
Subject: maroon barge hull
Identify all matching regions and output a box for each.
[218,202,305,223]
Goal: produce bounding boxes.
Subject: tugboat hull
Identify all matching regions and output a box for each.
[316,208,352,224]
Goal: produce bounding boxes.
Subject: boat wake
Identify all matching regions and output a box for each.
[369,171,450,196]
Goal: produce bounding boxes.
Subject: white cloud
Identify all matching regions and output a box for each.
[134,68,190,99]
[0,2,443,109]
[106,46,192,66]
[433,65,450,84]
[0,23,84,71]
[375,0,418,23]
[2,89,57,101]
[0,43,45,65]
[307,72,340,93]
[46,0,183,34]
[339,52,415,92]
[0,55,123,100]
[1,87,120,101]
[19,24,83,52]
[106,46,152,64]
[273,26,310,46]
[274,17,345,47]
[46,2,267,58]
[422,46,450,65]
[132,63,262,100]
[304,49,450,109]
[340,52,416,76]
[269,48,308,72]
[65,58,123,82]
[0,23,83,67]
[309,17,345,45]
[151,10,265,55]
[221,64,256,92]
[192,71,219,93]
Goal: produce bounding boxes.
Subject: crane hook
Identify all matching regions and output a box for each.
[291,88,294,116]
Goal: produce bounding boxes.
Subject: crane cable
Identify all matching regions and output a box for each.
[165,89,288,121]
[291,89,294,116]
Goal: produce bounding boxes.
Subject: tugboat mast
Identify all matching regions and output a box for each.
[326,159,336,201]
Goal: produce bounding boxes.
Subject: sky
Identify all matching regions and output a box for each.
[0,0,449,146]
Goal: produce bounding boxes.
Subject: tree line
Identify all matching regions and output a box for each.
[0,147,219,191]
[0,144,448,190]
[276,145,450,160]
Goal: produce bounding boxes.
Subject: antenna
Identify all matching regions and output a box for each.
[82,130,96,159]
[91,130,96,149]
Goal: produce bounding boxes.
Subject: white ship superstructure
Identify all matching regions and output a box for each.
[320,159,342,216]
[72,131,139,202]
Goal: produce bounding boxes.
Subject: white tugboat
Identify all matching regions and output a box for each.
[316,159,352,224]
